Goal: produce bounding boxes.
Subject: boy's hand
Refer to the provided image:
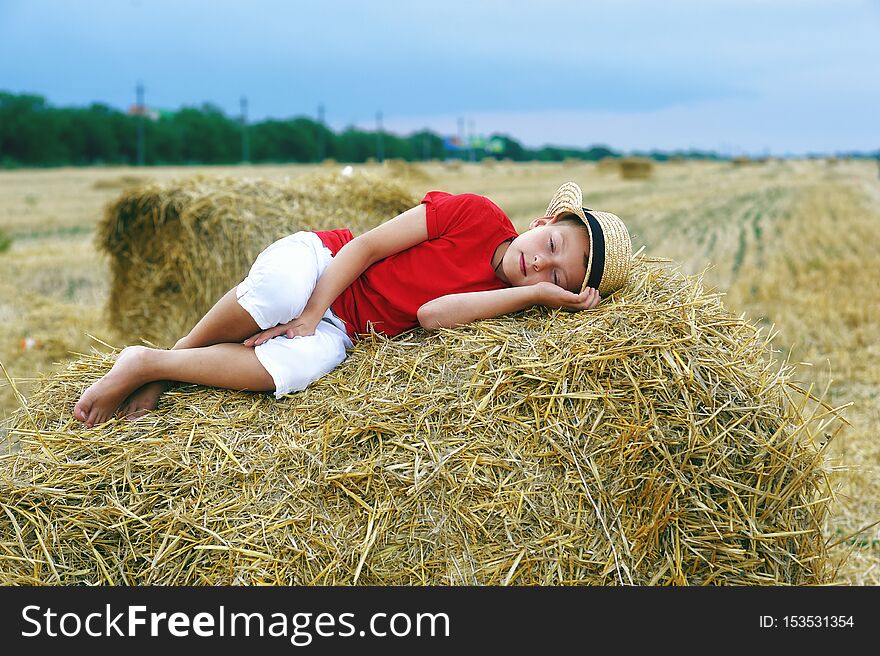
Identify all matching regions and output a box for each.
[243,313,322,347]
[533,282,601,312]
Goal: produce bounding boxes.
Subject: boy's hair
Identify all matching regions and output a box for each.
[555,214,591,288]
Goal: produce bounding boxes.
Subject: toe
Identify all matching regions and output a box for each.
[73,398,90,423]
[86,406,101,428]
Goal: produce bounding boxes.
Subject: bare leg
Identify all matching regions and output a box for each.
[117,287,261,419]
[74,343,275,428]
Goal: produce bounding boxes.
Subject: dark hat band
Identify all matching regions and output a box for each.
[583,208,604,291]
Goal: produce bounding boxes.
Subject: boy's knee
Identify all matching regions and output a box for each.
[243,279,309,328]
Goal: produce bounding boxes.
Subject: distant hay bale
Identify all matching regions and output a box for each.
[596,157,620,173]
[563,158,582,168]
[97,172,418,347]
[443,160,463,172]
[91,175,152,190]
[619,157,654,180]
[0,260,838,585]
[382,158,432,183]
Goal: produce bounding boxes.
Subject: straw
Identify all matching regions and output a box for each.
[0,258,840,585]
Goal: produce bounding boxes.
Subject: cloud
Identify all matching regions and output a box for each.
[0,0,877,153]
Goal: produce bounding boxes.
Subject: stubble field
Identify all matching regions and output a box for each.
[1,158,878,584]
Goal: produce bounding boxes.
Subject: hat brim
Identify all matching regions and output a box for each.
[545,182,632,296]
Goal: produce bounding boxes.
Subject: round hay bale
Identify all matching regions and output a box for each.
[619,157,654,180]
[91,174,153,191]
[0,260,838,585]
[97,172,419,348]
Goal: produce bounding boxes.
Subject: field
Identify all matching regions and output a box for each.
[1,158,878,584]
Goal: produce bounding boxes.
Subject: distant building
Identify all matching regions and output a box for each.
[127,104,160,121]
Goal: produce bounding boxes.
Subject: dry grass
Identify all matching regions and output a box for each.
[1,159,878,584]
[382,159,433,183]
[1,259,839,585]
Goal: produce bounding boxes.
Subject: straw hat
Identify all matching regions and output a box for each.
[545,181,632,296]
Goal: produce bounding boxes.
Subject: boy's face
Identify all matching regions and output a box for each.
[501,216,590,293]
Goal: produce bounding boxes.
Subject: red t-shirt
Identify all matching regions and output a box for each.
[314,191,519,341]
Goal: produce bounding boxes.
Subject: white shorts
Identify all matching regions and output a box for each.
[236,231,353,398]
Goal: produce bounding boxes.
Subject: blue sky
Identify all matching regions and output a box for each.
[1,0,878,155]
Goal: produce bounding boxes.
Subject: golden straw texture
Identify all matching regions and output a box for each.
[0,259,841,585]
[591,210,633,296]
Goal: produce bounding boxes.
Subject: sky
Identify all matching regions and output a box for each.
[1,0,878,156]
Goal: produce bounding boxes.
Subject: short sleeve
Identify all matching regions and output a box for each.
[421,192,505,240]
[421,191,452,240]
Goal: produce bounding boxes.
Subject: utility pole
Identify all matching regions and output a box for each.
[376,111,384,163]
[136,81,145,166]
[468,119,475,162]
[457,117,465,161]
[317,103,325,162]
[240,96,249,163]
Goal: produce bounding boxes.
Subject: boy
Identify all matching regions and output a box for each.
[73,181,631,428]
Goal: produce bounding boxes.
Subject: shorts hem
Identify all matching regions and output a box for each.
[236,280,274,331]
[252,344,292,399]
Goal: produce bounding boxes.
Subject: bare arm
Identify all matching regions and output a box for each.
[418,283,601,330]
[245,204,429,345]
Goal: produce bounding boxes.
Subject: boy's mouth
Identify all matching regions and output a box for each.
[520,253,526,277]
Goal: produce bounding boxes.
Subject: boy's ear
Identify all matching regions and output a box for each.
[527,215,555,230]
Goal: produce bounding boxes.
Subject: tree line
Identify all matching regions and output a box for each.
[0,91,723,167]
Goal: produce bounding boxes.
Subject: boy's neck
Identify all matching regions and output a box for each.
[492,239,512,283]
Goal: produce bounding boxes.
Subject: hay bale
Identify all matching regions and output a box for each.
[619,157,654,180]
[382,158,432,183]
[91,175,152,190]
[97,172,418,347]
[731,156,759,166]
[0,260,838,585]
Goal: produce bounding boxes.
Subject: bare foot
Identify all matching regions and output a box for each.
[117,381,173,420]
[73,346,153,428]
